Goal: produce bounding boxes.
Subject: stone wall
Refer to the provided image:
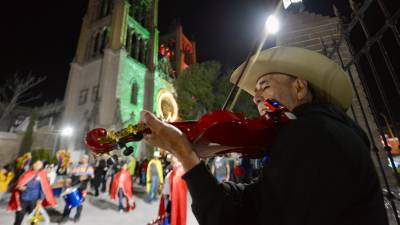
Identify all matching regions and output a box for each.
[0,132,21,167]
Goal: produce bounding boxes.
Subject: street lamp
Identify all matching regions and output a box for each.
[283,0,303,9]
[227,13,281,110]
[61,126,73,137]
[265,15,280,35]
[53,126,74,155]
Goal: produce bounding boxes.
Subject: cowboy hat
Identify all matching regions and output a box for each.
[230,46,353,110]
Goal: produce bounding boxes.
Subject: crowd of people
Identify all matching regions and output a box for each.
[0,150,263,225]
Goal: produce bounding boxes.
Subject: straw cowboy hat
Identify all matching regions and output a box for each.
[230,46,353,110]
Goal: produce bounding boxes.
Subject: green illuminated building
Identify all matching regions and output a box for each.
[62,0,184,158]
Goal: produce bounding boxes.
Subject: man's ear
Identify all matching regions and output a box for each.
[294,79,309,101]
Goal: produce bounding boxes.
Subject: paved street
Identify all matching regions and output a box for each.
[0,185,199,225]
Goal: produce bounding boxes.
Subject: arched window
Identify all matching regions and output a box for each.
[100,28,108,54]
[131,82,138,104]
[92,32,101,57]
[139,40,147,64]
[98,0,112,19]
[129,32,137,59]
[134,36,140,60]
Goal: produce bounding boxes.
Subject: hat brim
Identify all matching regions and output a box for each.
[230,47,353,110]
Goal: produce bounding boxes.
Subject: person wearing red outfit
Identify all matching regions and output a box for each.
[159,156,187,225]
[8,160,57,225]
[110,163,135,213]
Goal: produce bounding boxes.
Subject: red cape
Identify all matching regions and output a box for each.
[110,169,133,200]
[8,169,57,211]
[167,166,187,225]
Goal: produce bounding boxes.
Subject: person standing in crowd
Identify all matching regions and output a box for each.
[240,158,253,183]
[233,159,245,183]
[140,158,149,185]
[93,159,108,197]
[162,154,173,177]
[0,165,15,202]
[211,156,230,183]
[227,155,236,182]
[46,163,57,186]
[8,160,56,225]
[146,152,164,202]
[60,155,94,224]
[110,162,135,213]
[107,155,120,193]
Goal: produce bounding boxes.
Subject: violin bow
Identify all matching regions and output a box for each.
[222,1,283,111]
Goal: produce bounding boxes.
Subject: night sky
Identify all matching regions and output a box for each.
[1,0,280,106]
[0,0,361,107]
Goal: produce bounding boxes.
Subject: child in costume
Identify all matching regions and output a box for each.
[110,163,135,212]
[60,155,94,223]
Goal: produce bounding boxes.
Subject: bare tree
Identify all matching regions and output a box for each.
[0,72,46,124]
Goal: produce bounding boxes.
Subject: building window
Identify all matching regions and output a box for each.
[79,89,89,105]
[131,83,138,104]
[92,86,99,102]
[98,0,112,19]
[92,32,101,57]
[100,28,109,54]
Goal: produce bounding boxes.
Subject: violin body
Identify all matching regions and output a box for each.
[85,99,295,158]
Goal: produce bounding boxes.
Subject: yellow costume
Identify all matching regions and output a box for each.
[128,158,136,176]
[146,158,164,193]
[0,170,15,193]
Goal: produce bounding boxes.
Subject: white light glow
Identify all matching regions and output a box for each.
[283,0,291,9]
[265,15,280,35]
[283,0,302,9]
[61,126,73,137]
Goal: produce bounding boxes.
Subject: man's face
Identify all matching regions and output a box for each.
[32,161,43,171]
[253,73,308,114]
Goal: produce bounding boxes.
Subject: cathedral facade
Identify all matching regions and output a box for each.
[62,0,195,157]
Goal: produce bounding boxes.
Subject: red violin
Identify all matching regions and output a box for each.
[85,99,296,159]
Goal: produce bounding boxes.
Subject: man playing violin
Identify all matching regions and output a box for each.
[140,47,388,225]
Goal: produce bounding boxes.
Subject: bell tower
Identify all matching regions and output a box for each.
[63,0,167,158]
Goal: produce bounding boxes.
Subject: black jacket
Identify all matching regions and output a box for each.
[182,103,388,225]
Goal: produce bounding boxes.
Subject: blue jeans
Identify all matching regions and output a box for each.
[141,171,146,185]
[118,188,125,211]
[147,175,159,202]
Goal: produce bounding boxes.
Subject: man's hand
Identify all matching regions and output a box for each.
[140,110,200,172]
[17,185,27,192]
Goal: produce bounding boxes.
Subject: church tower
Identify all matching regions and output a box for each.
[63,0,173,157]
[159,22,197,78]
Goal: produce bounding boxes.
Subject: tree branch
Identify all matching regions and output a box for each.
[0,72,46,125]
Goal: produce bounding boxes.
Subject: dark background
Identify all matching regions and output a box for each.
[2,0,397,118]
[0,0,350,105]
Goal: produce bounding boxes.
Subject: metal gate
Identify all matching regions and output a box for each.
[331,0,400,224]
